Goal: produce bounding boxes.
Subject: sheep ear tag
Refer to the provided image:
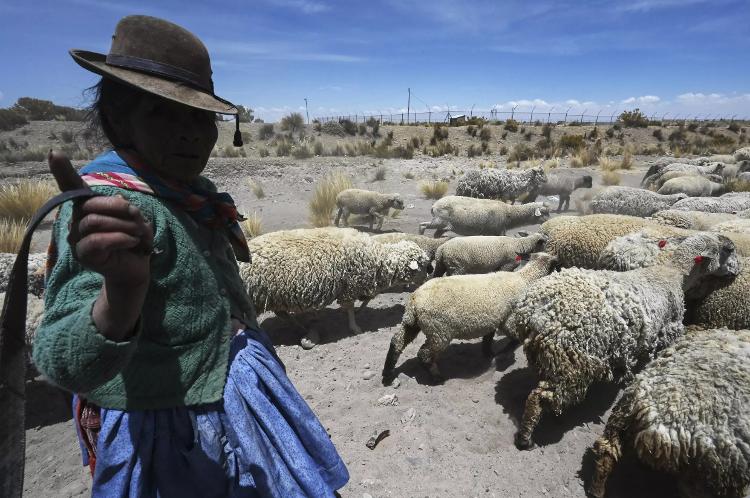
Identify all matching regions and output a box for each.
[409,260,419,270]
[658,240,667,249]
[694,255,705,265]
[534,208,542,217]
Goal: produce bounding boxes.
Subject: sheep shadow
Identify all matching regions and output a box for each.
[25,375,72,430]
[494,367,620,447]
[260,303,405,346]
[578,446,679,498]
[392,340,496,385]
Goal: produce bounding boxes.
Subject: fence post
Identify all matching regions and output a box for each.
[401,113,404,125]
[428,111,431,124]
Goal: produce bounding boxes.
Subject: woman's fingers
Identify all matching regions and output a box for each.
[76,213,148,239]
[75,232,142,262]
[48,150,86,192]
[79,195,139,219]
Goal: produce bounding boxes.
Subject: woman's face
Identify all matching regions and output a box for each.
[118,94,218,182]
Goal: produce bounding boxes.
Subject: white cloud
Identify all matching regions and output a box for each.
[622,95,661,105]
[617,0,712,12]
[0,91,4,102]
[207,39,365,63]
[264,0,329,13]
[319,85,343,92]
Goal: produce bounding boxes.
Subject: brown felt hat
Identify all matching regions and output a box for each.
[70,15,238,115]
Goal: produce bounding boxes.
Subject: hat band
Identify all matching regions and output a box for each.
[105,53,213,93]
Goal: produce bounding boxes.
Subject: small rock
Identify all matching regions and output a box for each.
[300,329,319,350]
[377,394,398,406]
[472,397,479,403]
[362,370,375,380]
[364,363,371,369]
[363,494,373,498]
[400,407,416,424]
[407,203,415,209]
[396,372,410,386]
[391,378,401,389]
[465,434,472,441]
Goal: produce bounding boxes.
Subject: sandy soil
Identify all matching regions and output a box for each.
[2,122,690,497]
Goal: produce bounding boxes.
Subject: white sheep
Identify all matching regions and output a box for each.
[418,195,550,238]
[671,192,750,213]
[432,232,546,276]
[651,170,723,190]
[0,252,47,298]
[334,188,405,231]
[734,146,750,161]
[686,257,750,330]
[652,209,738,230]
[642,162,725,189]
[381,252,558,384]
[371,232,449,261]
[528,170,593,212]
[737,171,750,182]
[589,328,750,498]
[239,227,430,335]
[455,166,548,204]
[590,186,687,217]
[657,175,726,197]
[506,233,740,449]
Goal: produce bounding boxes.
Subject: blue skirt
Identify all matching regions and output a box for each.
[72,328,349,498]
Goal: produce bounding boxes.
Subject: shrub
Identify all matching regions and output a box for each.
[367,118,380,136]
[391,144,415,159]
[571,148,595,168]
[372,165,387,181]
[501,131,508,139]
[292,145,313,159]
[0,179,57,223]
[241,211,263,237]
[523,131,533,142]
[308,172,353,227]
[313,141,324,156]
[11,97,85,121]
[618,108,649,128]
[0,148,48,163]
[403,171,415,179]
[58,130,74,144]
[313,121,322,132]
[248,179,265,199]
[728,122,741,133]
[431,124,449,143]
[276,142,292,156]
[506,143,534,162]
[280,113,305,134]
[466,125,477,137]
[598,156,618,171]
[605,127,615,139]
[504,119,519,132]
[410,136,422,149]
[339,119,357,136]
[321,121,346,137]
[258,147,269,157]
[329,144,344,156]
[0,219,25,253]
[426,141,458,157]
[558,134,585,150]
[221,145,241,158]
[541,123,553,140]
[479,126,492,142]
[419,180,449,199]
[687,122,699,132]
[652,128,664,141]
[358,124,367,135]
[621,147,634,170]
[499,145,508,155]
[0,108,28,131]
[589,127,599,140]
[258,123,275,139]
[467,144,481,157]
[601,170,621,185]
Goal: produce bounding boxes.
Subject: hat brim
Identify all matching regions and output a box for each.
[70,50,238,115]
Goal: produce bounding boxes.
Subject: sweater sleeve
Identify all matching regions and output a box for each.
[31,187,154,394]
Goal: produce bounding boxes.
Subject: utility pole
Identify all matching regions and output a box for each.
[407,88,411,124]
[304,98,309,124]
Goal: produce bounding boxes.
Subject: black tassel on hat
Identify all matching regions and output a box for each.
[233,114,243,147]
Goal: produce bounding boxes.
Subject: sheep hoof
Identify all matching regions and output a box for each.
[300,329,320,350]
[514,433,535,451]
[381,373,395,386]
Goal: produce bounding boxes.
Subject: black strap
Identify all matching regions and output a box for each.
[0,188,99,498]
[106,53,213,93]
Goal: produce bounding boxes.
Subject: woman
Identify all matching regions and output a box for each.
[32,15,348,497]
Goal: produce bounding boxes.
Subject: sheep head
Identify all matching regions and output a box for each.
[671,233,740,290]
[388,194,405,210]
[376,241,431,290]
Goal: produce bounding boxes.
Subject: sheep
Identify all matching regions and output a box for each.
[432,232,546,277]
[719,160,750,181]
[418,195,550,238]
[652,209,738,230]
[381,252,558,385]
[540,214,661,269]
[737,171,750,182]
[590,186,687,218]
[506,232,739,449]
[651,170,723,190]
[371,232,449,261]
[0,252,47,298]
[657,175,726,197]
[735,146,750,161]
[685,257,750,330]
[589,328,750,498]
[455,166,548,204]
[0,292,45,348]
[239,227,431,335]
[672,192,750,213]
[527,170,593,212]
[334,188,404,231]
[642,162,725,189]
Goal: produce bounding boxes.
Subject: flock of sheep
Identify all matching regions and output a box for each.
[2,146,750,497]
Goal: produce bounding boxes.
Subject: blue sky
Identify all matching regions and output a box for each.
[1,0,749,122]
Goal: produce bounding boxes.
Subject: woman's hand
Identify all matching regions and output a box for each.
[49,151,153,341]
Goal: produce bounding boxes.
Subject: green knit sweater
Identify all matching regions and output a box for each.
[32,181,257,410]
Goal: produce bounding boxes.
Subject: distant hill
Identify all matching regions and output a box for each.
[0,97,85,131]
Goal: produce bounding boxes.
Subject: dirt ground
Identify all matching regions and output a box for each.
[4,147,696,498]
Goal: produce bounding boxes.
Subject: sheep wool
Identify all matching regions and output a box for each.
[533,170,592,212]
[652,209,738,231]
[642,162,725,189]
[657,175,726,197]
[239,227,430,334]
[382,252,558,384]
[335,188,404,231]
[672,192,750,213]
[506,233,740,449]
[0,292,45,347]
[371,232,449,261]
[735,146,750,162]
[590,186,687,217]
[432,232,546,276]
[0,252,47,298]
[686,257,750,330]
[419,195,549,237]
[589,328,750,498]
[455,167,548,204]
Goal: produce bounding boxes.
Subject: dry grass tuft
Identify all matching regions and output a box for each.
[598,155,618,172]
[601,170,621,186]
[725,179,750,192]
[621,146,634,170]
[247,178,265,199]
[372,165,387,181]
[0,180,57,223]
[241,211,263,238]
[419,180,449,200]
[403,171,415,179]
[0,219,25,253]
[308,172,353,227]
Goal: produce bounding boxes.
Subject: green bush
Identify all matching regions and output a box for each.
[479,127,492,142]
[258,124,275,140]
[618,109,649,128]
[431,124,449,144]
[0,109,28,131]
[292,145,312,159]
[11,97,85,121]
[728,122,741,133]
[321,121,346,137]
[652,128,664,141]
[280,113,304,134]
[504,119,519,132]
[558,134,585,150]
[276,142,292,156]
[541,123,553,140]
[339,119,357,136]
[358,124,367,135]
[507,143,534,162]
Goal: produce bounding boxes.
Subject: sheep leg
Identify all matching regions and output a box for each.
[382,321,421,385]
[334,207,343,226]
[340,300,362,334]
[417,338,447,384]
[341,209,351,227]
[495,337,518,355]
[557,195,567,213]
[589,433,622,498]
[481,333,495,357]
[419,218,446,236]
[358,298,371,310]
[515,380,555,450]
[369,208,385,231]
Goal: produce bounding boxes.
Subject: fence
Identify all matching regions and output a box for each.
[314,109,748,126]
